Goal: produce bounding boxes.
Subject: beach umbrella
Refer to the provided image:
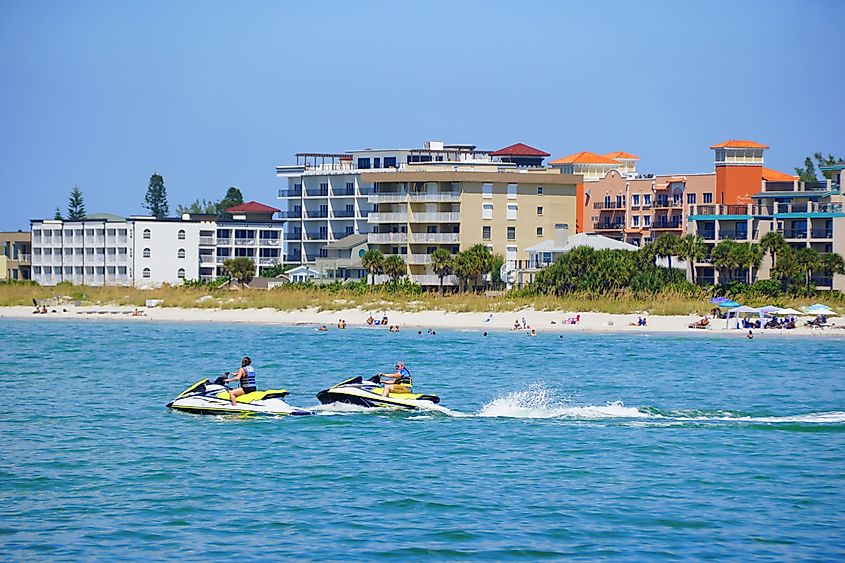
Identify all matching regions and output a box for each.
[718,300,741,308]
[774,307,802,316]
[758,305,781,315]
[710,297,729,305]
[733,305,761,315]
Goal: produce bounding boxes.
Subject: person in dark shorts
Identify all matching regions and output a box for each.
[225,356,257,406]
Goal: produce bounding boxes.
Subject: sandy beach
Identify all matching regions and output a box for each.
[2,305,842,337]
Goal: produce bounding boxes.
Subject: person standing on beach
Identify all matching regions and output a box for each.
[225,356,257,406]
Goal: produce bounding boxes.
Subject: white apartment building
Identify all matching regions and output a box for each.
[30,202,285,287]
[276,141,490,265]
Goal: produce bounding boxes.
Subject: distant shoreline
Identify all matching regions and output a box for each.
[2,305,843,338]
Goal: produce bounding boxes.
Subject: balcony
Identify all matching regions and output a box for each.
[235,238,256,246]
[258,257,281,265]
[810,229,833,239]
[368,233,409,244]
[217,238,232,245]
[304,231,328,240]
[216,256,229,264]
[653,200,684,209]
[651,222,683,230]
[332,187,356,196]
[411,212,460,222]
[593,202,626,210]
[287,233,302,241]
[331,210,356,218]
[278,211,301,219]
[278,189,302,198]
[781,229,807,239]
[718,230,749,241]
[409,233,460,244]
[593,222,625,231]
[304,210,329,219]
[259,238,280,246]
[369,212,408,223]
[408,192,461,203]
[368,192,407,203]
[18,254,31,263]
[199,236,215,245]
[199,254,216,264]
[305,187,329,197]
[407,253,432,265]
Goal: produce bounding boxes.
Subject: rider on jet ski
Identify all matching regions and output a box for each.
[378,361,411,397]
[224,356,257,406]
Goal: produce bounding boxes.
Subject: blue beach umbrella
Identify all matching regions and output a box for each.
[717,300,740,308]
[710,297,729,305]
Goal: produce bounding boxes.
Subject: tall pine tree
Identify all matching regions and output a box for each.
[53,207,63,220]
[67,186,86,220]
[144,173,169,218]
[217,186,244,218]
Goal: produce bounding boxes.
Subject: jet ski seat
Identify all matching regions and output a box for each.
[216,389,290,403]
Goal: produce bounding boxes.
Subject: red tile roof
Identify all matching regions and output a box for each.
[761,167,797,182]
[604,151,640,160]
[225,201,281,213]
[709,139,769,149]
[489,143,550,157]
[550,151,621,165]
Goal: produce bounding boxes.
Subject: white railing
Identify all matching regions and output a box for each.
[19,254,31,262]
[259,239,280,246]
[406,254,432,265]
[412,274,459,286]
[369,212,408,222]
[199,237,215,245]
[411,212,460,222]
[199,254,216,264]
[408,193,461,202]
[217,238,232,245]
[235,238,256,246]
[258,257,280,265]
[367,193,407,203]
[367,233,408,244]
[409,233,459,243]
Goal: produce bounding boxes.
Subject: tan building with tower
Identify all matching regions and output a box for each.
[363,161,579,286]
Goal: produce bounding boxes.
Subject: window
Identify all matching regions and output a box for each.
[537,186,544,195]
[143,268,151,279]
[632,194,640,206]
[644,215,652,227]
[143,248,151,258]
[703,193,713,204]
[357,158,371,169]
[507,204,518,220]
[482,203,493,220]
[178,248,186,259]
[384,156,397,168]
[482,226,491,240]
[483,183,493,199]
[178,229,186,240]
[507,183,517,199]
[507,226,516,240]
[537,206,543,216]
[143,229,151,239]
[536,227,543,237]
[373,157,381,169]
[632,215,640,227]
[177,268,186,279]
[687,193,697,204]
[644,194,651,206]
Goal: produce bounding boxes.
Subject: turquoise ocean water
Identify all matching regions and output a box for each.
[1,319,844,560]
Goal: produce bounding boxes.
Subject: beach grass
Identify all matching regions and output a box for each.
[2,282,842,315]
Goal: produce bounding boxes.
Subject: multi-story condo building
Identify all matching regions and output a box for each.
[30,201,285,287]
[687,162,845,289]
[276,141,580,286]
[0,231,32,280]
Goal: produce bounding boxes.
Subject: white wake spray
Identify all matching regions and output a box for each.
[477,383,648,419]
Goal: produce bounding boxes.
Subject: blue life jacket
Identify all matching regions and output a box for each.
[397,367,412,385]
[241,365,256,388]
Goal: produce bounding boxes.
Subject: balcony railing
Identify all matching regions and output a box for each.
[305,231,328,240]
[304,210,329,219]
[278,189,302,198]
[718,230,749,240]
[332,210,356,218]
[651,222,682,230]
[369,212,408,223]
[278,211,301,218]
[258,257,281,265]
[368,193,407,203]
[810,229,833,239]
[18,254,31,263]
[412,274,459,286]
[653,200,683,209]
[199,237,215,245]
[699,230,716,240]
[408,192,461,202]
[259,238,280,246]
[305,187,329,197]
[287,233,302,241]
[235,238,256,245]
[217,238,232,245]
[593,222,625,230]
[411,212,460,222]
[368,233,409,244]
[407,253,432,265]
[332,187,356,196]
[410,233,460,243]
[594,202,626,210]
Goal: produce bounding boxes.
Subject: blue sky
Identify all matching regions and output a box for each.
[1,0,842,230]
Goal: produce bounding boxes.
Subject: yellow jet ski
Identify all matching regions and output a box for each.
[316,375,441,410]
[167,376,313,416]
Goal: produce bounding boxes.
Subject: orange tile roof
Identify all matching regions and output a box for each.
[664,176,687,183]
[761,167,797,182]
[603,151,640,160]
[709,139,769,149]
[550,151,621,165]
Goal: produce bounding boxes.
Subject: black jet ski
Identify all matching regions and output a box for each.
[316,375,441,411]
[167,375,313,416]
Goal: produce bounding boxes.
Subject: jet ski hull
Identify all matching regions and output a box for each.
[317,377,441,411]
[167,378,313,416]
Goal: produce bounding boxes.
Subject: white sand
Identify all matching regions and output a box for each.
[2,305,842,337]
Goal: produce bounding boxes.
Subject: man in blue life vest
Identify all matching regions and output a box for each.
[379,361,411,397]
[224,356,257,406]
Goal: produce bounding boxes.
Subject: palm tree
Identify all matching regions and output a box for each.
[361,249,384,285]
[652,233,679,277]
[711,240,739,283]
[736,242,764,284]
[383,254,406,283]
[466,244,493,290]
[820,252,845,290]
[759,231,787,272]
[430,248,453,295]
[452,251,474,292]
[676,234,707,284]
[794,247,821,292]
